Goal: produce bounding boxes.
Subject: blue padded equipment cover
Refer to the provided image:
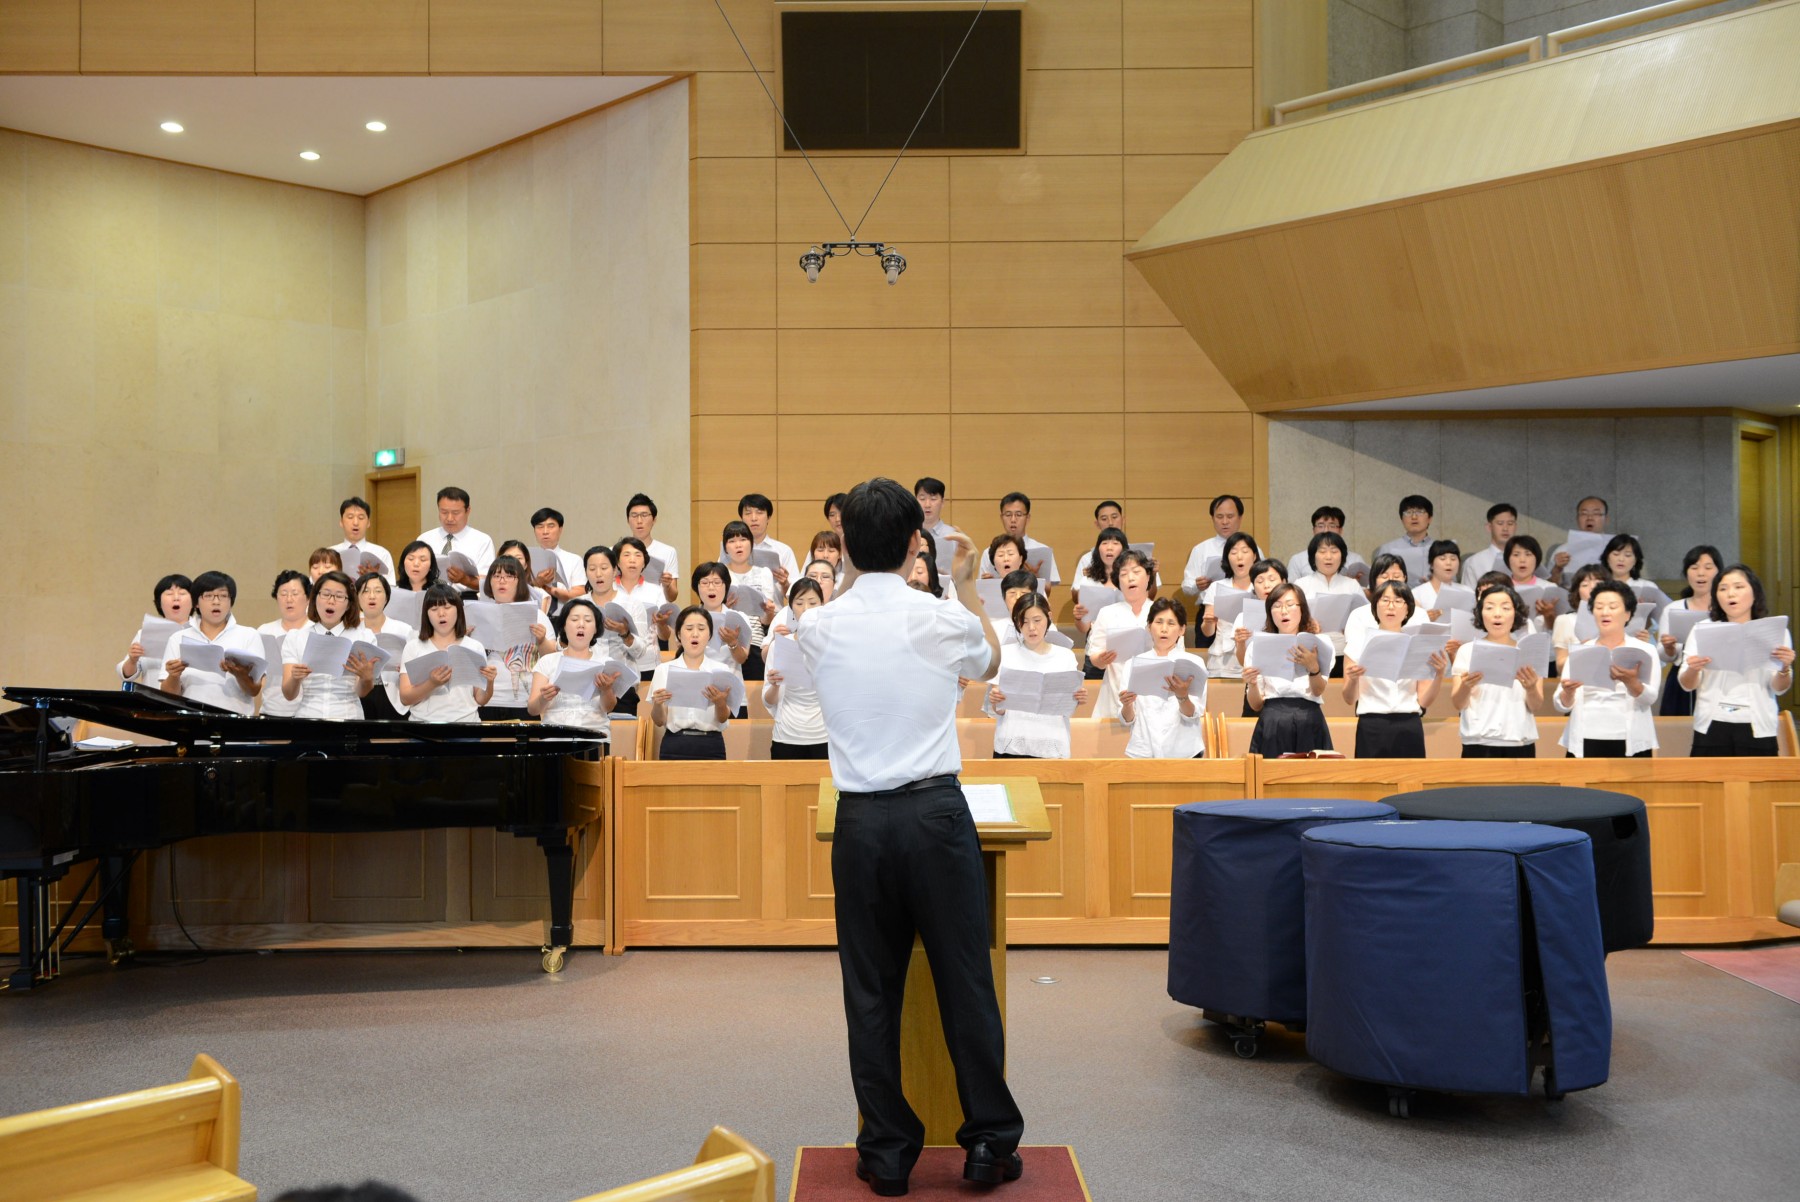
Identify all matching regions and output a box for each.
[1168,799,1395,1022]
[1302,820,1612,1096]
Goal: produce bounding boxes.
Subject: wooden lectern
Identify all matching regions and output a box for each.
[817,776,1052,1144]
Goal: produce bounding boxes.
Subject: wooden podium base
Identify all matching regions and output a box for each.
[790,1145,1092,1201]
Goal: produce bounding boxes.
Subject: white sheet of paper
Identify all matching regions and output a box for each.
[962,783,1014,824]
[766,635,812,691]
[1692,616,1789,674]
[338,545,363,577]
[1518,631,1551,676]
[1564,644,1614,688]
[139,615,184,654]
[301,633,355,676]
[1247,633,1301,680]
[1129,542,1154,561]
[1560,530,1610,572]
[1396,545,1430,583]
[934,529,958,573]
[1309,592,1366,634]
[1103,623,1151,662]
[1196,555,1223,583]
[1514,584,1558,614]
[994,667,1044,712]
[374,630,410,660]
[1126,654,1200,699]
[1210,588,1255,625]
[1629,579,1673,620]
[1433,583,1476,613]
[1045,629,1074,650]
[465,600,542,652]
[386,588,425,631]
[405,645,487,689]
[752,546,782,572]
[552,657,604,699]
[708,608,752,650]
[1022,544,1054,580]
[174,639,226,672]
[652,602,679,625]
[1662,605,1706,647]
[1397,631,1451,680]
[975,576,1010,621]
[528,545,562,582]
[1353,631,1409,681]
[439,550,481,580]
[1078,583,1122,613]
[1035,669,1086,716]
[1343,560,1371,587]
[260,632,287,672]
[729,583,767,617]
[221,650,268,683]
[1240,598,1268,633]
[665,665,717,709]
[645,557,667,586]
[1448,608,1480,643]
[599,602,638,637]
[1468,640,1520,682]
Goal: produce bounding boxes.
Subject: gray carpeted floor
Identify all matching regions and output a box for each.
[4,945,1797,1201]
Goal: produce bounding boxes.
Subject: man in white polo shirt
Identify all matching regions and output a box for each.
[797,477,1023,1197]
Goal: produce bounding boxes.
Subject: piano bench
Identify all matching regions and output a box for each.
[0,1053,255,1202]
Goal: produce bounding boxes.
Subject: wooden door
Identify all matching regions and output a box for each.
[366,469,421,558]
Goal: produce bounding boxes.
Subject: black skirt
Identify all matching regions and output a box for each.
[659,729,726,761]
[741,646,766,682]
[477,705,538,723]
[361,684,406,723]
[771,740,830,760]
[611,684,641,718]
[1658,670,1694,718]
[1354,711,1425,759]
[1461,742,1535,759]
[1248,697,1332,756]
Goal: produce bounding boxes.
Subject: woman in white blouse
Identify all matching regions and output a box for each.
[1678,564,1795,757]
[280,570,379,720]
[1086,550,1157,720]
[1554,580,1658,758]
[1119,598,1208,759]
[1342,581,1447,758]
[583,544,652,718]
[722,520,779,680]
[649,606,735,761]
[614,537,671,649]
[1503,535,1558,632]
[986,594,1087,759]
[526,598,620,746]
[354,572,413,721]
[256,571,312,718]
[1656,544,1721,718]
[763,579,830,760]
[1198,532,1261,677]
[159,571,264,717]
[1243,583,1334,755]
[399,585,496,723]
[476,556,554,722]
[119,574,195,690]
[1449,584,1551,759]
[1551,565,1608,675]
[1294,531,1366,671]
[1410,541,1463,622]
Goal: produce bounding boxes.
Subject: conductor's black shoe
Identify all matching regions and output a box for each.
[855,1157,908,1196]
[962,1143,1024,1185]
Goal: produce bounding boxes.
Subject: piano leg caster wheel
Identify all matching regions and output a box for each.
[106,938,135,966]
[541,946,567,974]
[1387,1088,1414,1119]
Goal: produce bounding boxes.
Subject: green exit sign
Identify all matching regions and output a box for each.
[372,447,405,469]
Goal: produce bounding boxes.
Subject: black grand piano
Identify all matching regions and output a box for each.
[1,685,603,991]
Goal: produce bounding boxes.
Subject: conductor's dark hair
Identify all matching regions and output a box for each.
[1000,491,1032,514]
[914,477,946,499]
[1306,530,1348,572]
[1249,557,1288,584]
[416,584,467,640]
[1503,534,1544,574]
[1370,579,1416,623]
[1397,494,1433,518]
[824,492,848,518]
[1309,505,1345,526]
[1565,563,1608,610]
[436,486,471,507]
[1262,583,1312,634]
[788,577,826,606]
[738,493,773,516]
[1602,533,1645,579]
[308,571,362,628]
[842,477,924,573]
[988,533,1028,567]
[1208,494,1243,517]
[1000,569,1039,597]
[270,570,309,601]
[625,493,658,518]
[721,520,754,548]
[690,561,731,594]
[1428,539,1462,567]
[1111,548,1157,590]
[1486,502,1517,522]
[272,1182,423,1202]
[1678,544,1724,598]
[1011,591,1054,632]
[1708,564,1769,623]
[354,572,390,607]
[192,570,236,604]
[154,574,196,614]
[530,507,564,528]
[1147,596,1188,628]
[1084,526,1129,582]
[584,544,620,575]
[1479,583,1527,633]
[1589,579,1638,618]
[338,496,371,517]
[397,541,439,590]
[674,604,715,637]
[557,598,603,648]
[1220,532,1262,580]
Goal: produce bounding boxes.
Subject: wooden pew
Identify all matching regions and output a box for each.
[570,1126,772,1202]
[0,1053,253,1202]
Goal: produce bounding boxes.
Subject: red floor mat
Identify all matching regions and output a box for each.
[1685,944,1800,1004]
[791,1145,1091,1201]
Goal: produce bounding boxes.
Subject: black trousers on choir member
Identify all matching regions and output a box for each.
[770,739,829,760]
[1579,739,1652,759]
[1354,712,1425,758]
[831,782,1023,1180]
[477,705,537,723]
[611,684,641,718]
[741,646,766,682]
[1461,742,1535,759]
[361,684,405,723]
[658,730,726,760]
[1690,720,1778,757]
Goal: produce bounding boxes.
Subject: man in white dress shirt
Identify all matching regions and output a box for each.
[529,506,588,605]
[1373,494,1436,584]
[730,492,800,594]
[1460,502,1518,586]
[331,496,395,580]
[1547,495,1610,585]
[415,486,495,589]
[626,493,682,603]
[797,477,1022,1196]
[1181,493,1246,598]
[982,492,1060,596]
[1284,505,1368,586]
[915,476,960,572]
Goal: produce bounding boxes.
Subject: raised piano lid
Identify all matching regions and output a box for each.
[2,685,590,746]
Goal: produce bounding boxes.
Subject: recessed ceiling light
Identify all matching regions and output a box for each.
[365,121,387,133]
[299,150,321,161]
[160,121,184,134]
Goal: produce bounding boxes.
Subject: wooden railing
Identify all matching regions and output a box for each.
[1546,0,1766,55]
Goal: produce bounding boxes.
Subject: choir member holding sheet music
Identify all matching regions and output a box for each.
[118,574,195,690]
[1658,545,1722,717]
[915,478,959,574]
[1449,584,1552,758]
[808,532,844,581]
[159,572,265,717]
[1086,549,1158,720]
[1502,535,1559,632]
[1678,565,1795,757]
[471,556,552,721]
[1294,531,1367,672]
[1198,533,1261,676]
[722,521,779,678]
[734,494,799,595]
[1554,581,1659,758]
[529,508,587,607]
[1373,495,1436,584]
[1345,555,1412,651]
[308,547,343,582]
[417,486,496,589]
[332,497,394,579]
[1548,496,1611,585]
[613,536,672,650]
[1552,565,1609,674]
[1075,527,1137,676]
[398,541,440,594]
[526,598,622,746]
[1342,580,1449,758]
[908,541,945,599]
[1243,584,1334,755]
[985,594,1087,759]
[1073,501,1125,582]
[399,585,496,722]
[1119,598,1207,759]
[1286,506,1369,588]
[691,564,752,708]
[1459,504,1516,586]
[256,572,311,717]
[354,573,413,721]
[1412,541,1467,621]
[763,579,830,759]
[1181,494,1244,598]
[281,570,379,720]
[650,606,737,761]
[1226,559,1292,705]
[496,540,554,610]
[982,493,1060,595]
[625,494,682,605]
[582,545,652,717]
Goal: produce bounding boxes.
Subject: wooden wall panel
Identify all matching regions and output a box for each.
[777,414,950,500]
[775,156,949,245]
[1123,249,1182,325]
[0,0,78,72]
[776,329,950,414]
[777,243,950,329]
[81,0,255,73]
[1123,154,1223,241]
[255,1,428,73]
[950,241,1122,328]
[950,156,1123,243]
[1124,411,1253,498]
[950,328,1123,414]
[602,0,772,72]
[693,158,777,244]
[1108,499,1210,578]
[1123,0,1252,69]
[694,330,777,415]
[693,415,780,500]
[428,0,604,73]
[145,834,294,927]
[952,415,1124,503]
[308,831,445,923]
[1024,70,1125,156]
[1124,326,1239,411]
[694,72,779,157]
[1026,0,1122,69]
[1122,69,1253,155]
[693,243,775,329]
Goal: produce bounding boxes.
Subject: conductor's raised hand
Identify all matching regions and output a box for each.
[944,529,979,585]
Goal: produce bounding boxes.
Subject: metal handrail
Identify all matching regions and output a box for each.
[1270,38,1541,126]
[1547,0,1765,55]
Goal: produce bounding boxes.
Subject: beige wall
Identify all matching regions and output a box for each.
[365,79,690,566]
[0,129,366,688]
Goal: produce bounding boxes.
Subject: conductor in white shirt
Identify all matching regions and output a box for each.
[416,486,495,590]
[796,478,1023,1196]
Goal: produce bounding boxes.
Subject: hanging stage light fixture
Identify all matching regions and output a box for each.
[797,242,907,285]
